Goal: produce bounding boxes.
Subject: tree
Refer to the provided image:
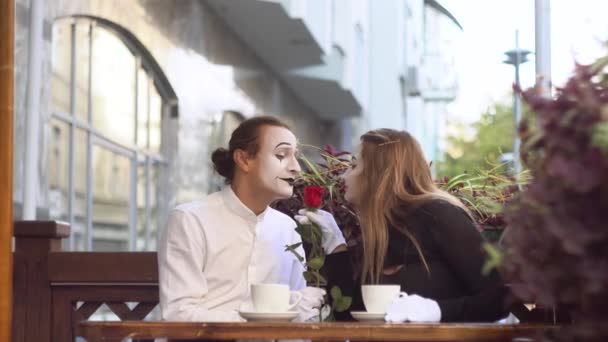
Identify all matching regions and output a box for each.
[437,102,533,178]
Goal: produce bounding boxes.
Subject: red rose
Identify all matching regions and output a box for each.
[303,186,325,209]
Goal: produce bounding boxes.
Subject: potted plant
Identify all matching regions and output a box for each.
[500,55,608,341]
[437,164,529,243]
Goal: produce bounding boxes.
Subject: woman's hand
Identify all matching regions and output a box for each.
[295,209,347,254]
[385,293,441,323]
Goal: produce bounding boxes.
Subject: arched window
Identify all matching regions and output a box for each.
[49,17,177,251]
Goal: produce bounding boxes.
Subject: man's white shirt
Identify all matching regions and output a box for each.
[158,186,306,321]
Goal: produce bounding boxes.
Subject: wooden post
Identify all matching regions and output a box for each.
[12,222,70,342]
[0,0,15,341]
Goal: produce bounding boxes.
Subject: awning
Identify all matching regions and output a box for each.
[425,0,463,31]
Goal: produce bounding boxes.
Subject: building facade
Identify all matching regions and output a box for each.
[13,0,460,252]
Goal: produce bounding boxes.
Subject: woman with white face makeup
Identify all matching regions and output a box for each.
[159,116,325,323]
[298,129,511,323]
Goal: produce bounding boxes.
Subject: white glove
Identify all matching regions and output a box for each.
[385,293,441,323]
[294,209,346,254]
[293,287,330,322]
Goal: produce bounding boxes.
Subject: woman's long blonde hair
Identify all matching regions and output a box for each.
[357,129,470,284]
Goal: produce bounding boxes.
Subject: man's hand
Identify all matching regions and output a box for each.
[293,287,330,322]
[295,209,347,254]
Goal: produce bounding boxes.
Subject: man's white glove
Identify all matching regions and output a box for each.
[293,287,330,322]
[385,293,441,323]
[294,209,346,254]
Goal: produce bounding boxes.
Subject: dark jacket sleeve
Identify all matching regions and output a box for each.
[323,250,362,320]
[422,201,510,322]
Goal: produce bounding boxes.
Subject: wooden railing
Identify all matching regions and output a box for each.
[12,221,159,342]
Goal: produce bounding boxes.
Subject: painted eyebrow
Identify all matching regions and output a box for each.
[274,142,292,149]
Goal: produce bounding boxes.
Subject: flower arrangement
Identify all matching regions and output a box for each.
[273,145,358,318]
[500,55,608,341]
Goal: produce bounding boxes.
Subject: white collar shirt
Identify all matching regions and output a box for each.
[158,186,306,322]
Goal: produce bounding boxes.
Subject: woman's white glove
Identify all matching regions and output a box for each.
[294,209,346,254]
[385,294,441,323]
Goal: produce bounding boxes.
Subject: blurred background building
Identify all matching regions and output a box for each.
[13,0,461,252]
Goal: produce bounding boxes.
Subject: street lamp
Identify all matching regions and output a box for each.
[503,30,532,174]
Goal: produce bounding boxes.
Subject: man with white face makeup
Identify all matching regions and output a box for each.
[158,116,325,322]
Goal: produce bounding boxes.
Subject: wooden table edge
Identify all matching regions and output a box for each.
[76,321,559,342]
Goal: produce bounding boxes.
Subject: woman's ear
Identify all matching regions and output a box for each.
[233,149,251,173]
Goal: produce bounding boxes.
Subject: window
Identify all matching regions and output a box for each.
[207,111,245,193]
[49,18,174,251]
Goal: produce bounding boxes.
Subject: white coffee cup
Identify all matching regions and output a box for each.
[251,283,303,313]
[361,284,404,313]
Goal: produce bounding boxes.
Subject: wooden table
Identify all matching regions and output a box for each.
[77,321,557,341]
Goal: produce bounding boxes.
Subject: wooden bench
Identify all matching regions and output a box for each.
[11,221,562,342]
[12,221,158,342]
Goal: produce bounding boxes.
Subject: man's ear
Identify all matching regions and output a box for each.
[233,149,252,173]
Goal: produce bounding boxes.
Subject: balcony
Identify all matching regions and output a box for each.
[205,0,324,69]
[285,46,362,119]
[419,54,458,102]
[205,0,362,119]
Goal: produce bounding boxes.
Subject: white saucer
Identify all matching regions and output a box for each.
[238,310,299,322]
[351,311,386,322]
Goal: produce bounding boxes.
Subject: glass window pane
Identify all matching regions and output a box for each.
[149,84,162,153]
[136,69,149,149]
[73,128,88,251]
[74,22,91,123]
[136,159,147,251]
[51,23,71,114]
[91,26,136,147]
[48,118,70,221]
[91,145,131,251]
[136,159,160,251]
[149,162,159,251]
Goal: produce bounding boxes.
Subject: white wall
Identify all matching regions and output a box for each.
[367,0,405,130]
[281,0,457,159]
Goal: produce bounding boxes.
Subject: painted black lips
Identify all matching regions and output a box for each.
[279,177,295,186]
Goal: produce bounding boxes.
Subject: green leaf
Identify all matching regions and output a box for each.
[295,224,315,243]
[311,223,323,239]
[285,242,302,250]
[328,286,351,312]
[302,270,316,283]
[592,121,608,152]
[284,243,304,262]
[329,285,342,300]
[306,256,325,270]
[302,271,327,286]
[443,173,470,191]
[327,183,335,200]
[324,310,336,322]
[333,296,352,312]
[299,155,327,186]
[481,243,503,275]
[590,54,608,73]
